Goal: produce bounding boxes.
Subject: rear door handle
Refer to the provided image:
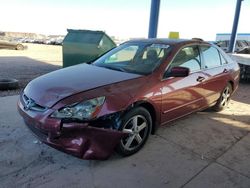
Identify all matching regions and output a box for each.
[197,76,205,82]
[223,69,228,73]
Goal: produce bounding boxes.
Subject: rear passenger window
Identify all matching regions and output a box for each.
[201,46,221,68]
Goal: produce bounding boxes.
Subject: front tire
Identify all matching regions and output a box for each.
[213,83,232,112]
[116,107,152,156]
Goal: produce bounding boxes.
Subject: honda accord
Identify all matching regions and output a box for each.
[17,38,240,160]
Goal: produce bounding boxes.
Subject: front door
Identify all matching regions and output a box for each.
[161,45,206,124]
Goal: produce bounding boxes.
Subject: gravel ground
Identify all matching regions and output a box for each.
[0,43,61,97]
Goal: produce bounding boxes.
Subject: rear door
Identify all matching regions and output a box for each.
[161,45,207,123]
[199,45,229,105]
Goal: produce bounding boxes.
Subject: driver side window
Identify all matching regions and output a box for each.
[168,46,201,73]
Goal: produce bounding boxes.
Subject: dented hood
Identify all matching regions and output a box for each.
[24,64,141,107]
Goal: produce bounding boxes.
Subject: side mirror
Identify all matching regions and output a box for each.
[169,66,190,77]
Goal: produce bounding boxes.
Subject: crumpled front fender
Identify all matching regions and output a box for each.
[18,96,127,160]
[47,123,127,160]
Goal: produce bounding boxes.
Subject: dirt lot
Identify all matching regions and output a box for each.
[0,45,250,187]
[0,44,61,96]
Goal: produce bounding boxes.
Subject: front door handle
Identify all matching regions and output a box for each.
[197,76,205,82]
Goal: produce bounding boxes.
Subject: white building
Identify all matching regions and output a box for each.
[216,33,250,41]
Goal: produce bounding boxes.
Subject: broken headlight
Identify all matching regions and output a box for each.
[51,96,105,120]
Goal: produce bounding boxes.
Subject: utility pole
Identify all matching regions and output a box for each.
[148,0,161,38]
[228,0,244,53]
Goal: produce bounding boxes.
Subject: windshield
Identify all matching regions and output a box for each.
[93,43,172,75]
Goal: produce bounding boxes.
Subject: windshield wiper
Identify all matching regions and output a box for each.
[100,65,127,73]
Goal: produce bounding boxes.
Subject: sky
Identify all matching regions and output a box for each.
[1,0,250,40]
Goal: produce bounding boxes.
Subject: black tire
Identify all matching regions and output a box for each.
[116,107,152,156]
[16,44,24,50]
[0,78,19,90]
[213,83,232,112]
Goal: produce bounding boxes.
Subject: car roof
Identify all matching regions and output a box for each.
[125,38,210,46]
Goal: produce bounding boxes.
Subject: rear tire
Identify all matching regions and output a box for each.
[116,107,152,156]
[213,83,232,112]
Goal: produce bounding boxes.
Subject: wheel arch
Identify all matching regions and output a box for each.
[228,80,234,90]
[125,100,158,134]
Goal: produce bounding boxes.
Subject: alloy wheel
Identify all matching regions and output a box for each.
[121,115,149,151]
[221,86,231,107]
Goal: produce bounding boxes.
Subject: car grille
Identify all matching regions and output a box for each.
[22,94,47,112]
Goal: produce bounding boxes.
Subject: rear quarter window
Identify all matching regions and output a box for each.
[201,46,221,68]
[219,53,228,64]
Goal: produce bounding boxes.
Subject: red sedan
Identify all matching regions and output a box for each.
[17,39,240,160]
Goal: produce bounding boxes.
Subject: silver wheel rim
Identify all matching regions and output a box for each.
[221,86,231,107]
[121,115,148,151]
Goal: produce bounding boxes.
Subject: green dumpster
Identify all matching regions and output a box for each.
[63,29,116,68]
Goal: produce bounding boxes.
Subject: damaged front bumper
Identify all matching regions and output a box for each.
[17,98,126,160]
